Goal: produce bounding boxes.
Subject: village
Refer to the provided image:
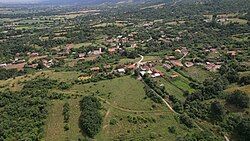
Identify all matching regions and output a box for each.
[0,30,240,82]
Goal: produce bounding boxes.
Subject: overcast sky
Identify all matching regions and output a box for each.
[0,0,39,3]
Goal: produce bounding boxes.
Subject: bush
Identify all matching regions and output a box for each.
[226,90,249,108]
[64,124,69,131]
[58,82,71,90]
[238,76,250,86]
[63,102,70,123]
[109,118,118,125]
[168,126,176,134]
[179,114,194,128]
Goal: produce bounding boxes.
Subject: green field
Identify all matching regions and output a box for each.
[43,76,198,140]
[156,66,195,93]
[184,66,212,82]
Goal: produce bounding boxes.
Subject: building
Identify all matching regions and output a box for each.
[170,60,183,67]
[227,51,237,57]
[205,62,221,71]
[90,67,100,71]
[163,63,172,70]
[108,48,118,54]
[184,62,194,68]
[78,53,86,58]
[93,48,103,55]
[0,63,7,68]
[171,73,179,79]
[117,68,126,73]
[151,73,161,78]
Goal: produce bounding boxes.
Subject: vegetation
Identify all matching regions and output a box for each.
[79,96,103,138]
[226,90,249,108]
[0,0,249,140]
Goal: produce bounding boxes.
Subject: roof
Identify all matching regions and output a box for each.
[118,68,125,73]
[171,73,179,78]
[170,60,183,67]
[127,64,136,69]
[184,62,194,68]
[163,64,172,69]
[140,71,146,76]
[90,67,100,71]
[151,73,161,78]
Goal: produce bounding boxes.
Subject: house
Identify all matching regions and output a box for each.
[90,67,100,71]
[42,59,54,68]
[163,63,172,70]
[26,63,38,69]
[117,35,123,38]
[147,70,153,74]
[0,63,7,68]
[152,69,164,77]
[170,60,183,67]
[104,65,111,69]
[171,73,179,78]
[140,71,147,76]
[205,62,221,71]
[181,47,188,55]
[127,64,136,70]
[131,44,138,48]
[165,55,175,60]
[78,53,86,58]
[151,73,161,78]
[140,65,147,71]
[210,48,217,52]
[30,52,39,57]
[227,51,237,57]
[65,44,73,54]
[93,48,103,55]
[108,48,117,54]
[184,62,194,68]
[117,68,126,73]
[175,49,182,54]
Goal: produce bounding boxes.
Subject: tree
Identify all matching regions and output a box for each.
[79,96,103,138]
[238,76,250,86]
[236,118,250,141]
[226,90,249,108]
[210,101,225,120]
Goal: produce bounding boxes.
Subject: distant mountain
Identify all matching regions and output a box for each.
[39,0,158,5]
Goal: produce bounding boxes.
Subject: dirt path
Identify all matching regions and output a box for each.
[103,109,111,130]
[135,54,144,68]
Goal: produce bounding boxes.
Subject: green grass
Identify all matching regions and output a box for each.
[225,84,250,95]
[96,105,193,141]
[44,100,66,141]
[44,76,197,140]
[184,66,212,82]
[156,77,185,101]
[44,99,83,141]
[226,18,248,25]
[119,56,160,64]
[156,66,195,93]
[69,76,157,111]
[239,71,250,77]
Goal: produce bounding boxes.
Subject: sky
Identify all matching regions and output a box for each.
[0,0,39,3]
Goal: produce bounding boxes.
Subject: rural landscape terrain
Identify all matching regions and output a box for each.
[0,0,249,141]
